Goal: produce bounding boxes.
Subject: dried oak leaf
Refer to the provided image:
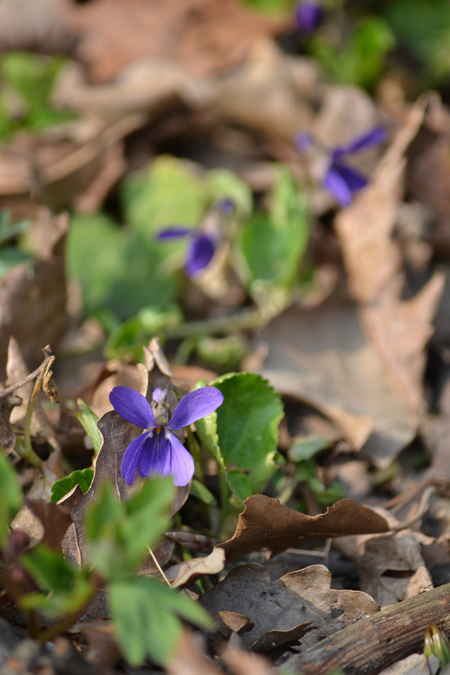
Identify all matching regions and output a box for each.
[171,495,389,588]
[0,391,22,452]
[200,563,379,651]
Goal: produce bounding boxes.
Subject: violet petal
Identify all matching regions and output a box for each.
[184,233,215,276]
[323,166,353,207]
[333,126,386,158]
[294,1,322,33]
[168,386,224,430]
[121,433,146,486]
[110,386,156,428]
[294,130,313,153]
[166,432,195,486]
[137,432,170,478]
[157,226,192,240]
[333,163,368,192]
[152,387,163,403]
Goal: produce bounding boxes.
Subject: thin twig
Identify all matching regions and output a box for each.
[0,353,53,400]
[147,546,171,586]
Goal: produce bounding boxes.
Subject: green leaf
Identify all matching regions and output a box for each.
[196,335,247,371]
[0,246,33,277]
[190,479,217,506]
[385,0,450,80]
[21,545,77,593]
[227,470,253,502]
[205,168,253,215]
[76,399,101,453]
[50,468,94,504]
[122,155,206,237]
[0,453,22,546]
[1,52,65,114]
[85,478,175,577]
[212,372,284,493]
[67,213,178,318]
[239,165,308,288]
[109,576,212,666]
[105,304,183,359]
[20,545,93,616]
[288,436,330,462]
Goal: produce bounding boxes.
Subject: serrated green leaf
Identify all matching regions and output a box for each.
[109,576,212,666]
[239,165,308,288]
[190,479,217,506]
[50,468,94,504]
[75,399,101,454]
[85,478,175,577]
[0,453,22,546]
[213,372,283,472]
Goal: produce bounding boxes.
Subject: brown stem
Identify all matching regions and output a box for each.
[286,582,450,675]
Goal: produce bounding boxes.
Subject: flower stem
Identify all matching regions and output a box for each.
[162,308,268,340]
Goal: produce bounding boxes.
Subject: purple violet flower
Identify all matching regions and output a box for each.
[294,1,323,34]
[110,385,224,487]
[157,227,216,276]
[295,126,387,207]
[157,199,235,276]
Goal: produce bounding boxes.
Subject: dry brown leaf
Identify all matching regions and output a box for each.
[66,0,286,83]
[171,496,389,588]
[0,391,22,452]
[11,499,71,550]
[0,210,68,373]
[213,611,255,637]
[6,337,60,455]
[200,563,379,651]
[71,620,121,668]
[358,534,433,607]
[335,96,444,413]
[220,495,389,560]
[167,629,223,675]
[220,644,278,675]
[259,298,415,467]
[186,39,314,141]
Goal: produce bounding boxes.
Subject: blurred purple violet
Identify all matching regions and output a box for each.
[294,1,323,34]
[110,385,224,487]
[295,126,387,206]
[157,198,235,276]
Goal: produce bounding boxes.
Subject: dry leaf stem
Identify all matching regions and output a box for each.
[286,582,450,675]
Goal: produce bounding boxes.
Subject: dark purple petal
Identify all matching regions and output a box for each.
[156,226,192,240]
[323,166,353,207]
[333,126,386,158]
[333,163,368,192]
[137,432,170,478]
[135,431,194,486]
[184,233,215,276]
[294,1,322,33]
[168,386,224,431]
[110,386,156,428]
[294,130,313,153]
[121,433,146,486]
